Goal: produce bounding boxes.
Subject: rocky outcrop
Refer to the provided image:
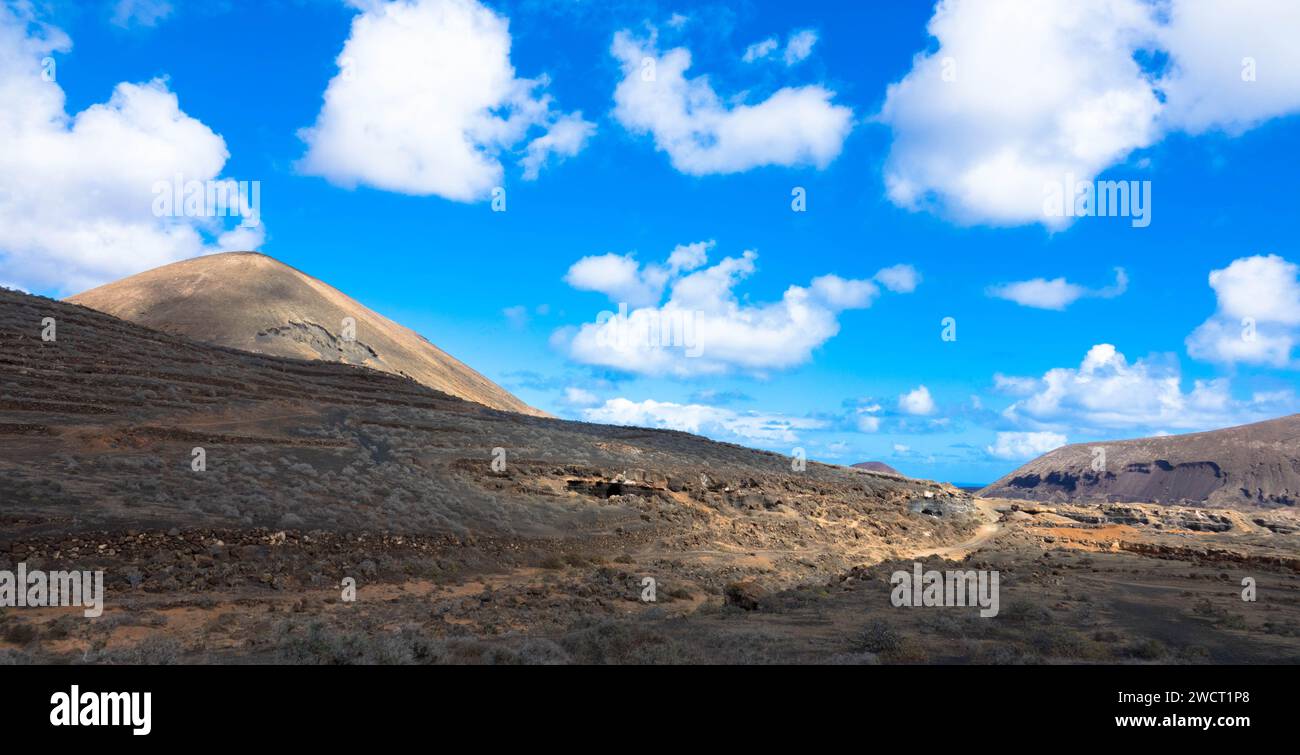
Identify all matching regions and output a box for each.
[724,581,767,611]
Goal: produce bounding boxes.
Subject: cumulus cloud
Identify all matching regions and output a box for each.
[611,30,853,175]
[563,241,712,308]
[564,255,661,308]
[298,0,594,201]
[1158,0,1300,134]
[878,0,1300,228]
[582,397,824,444]
[988,267,1128,310]
[1000,343,1296,433]
[0,4,262,294]
[879,0,1161,227]
[873,263,922,293]
[1187,254,1300,367]
[986,431,1067,460]
[898,385,937,415]
[559,243,919,376]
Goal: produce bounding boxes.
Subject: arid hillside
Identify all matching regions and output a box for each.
[1,285,966,547]
[980,415,1300,509]
[67,252,543,417]
[3,287,1299,665]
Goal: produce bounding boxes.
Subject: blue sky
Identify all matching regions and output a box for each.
[3,0,1299,484]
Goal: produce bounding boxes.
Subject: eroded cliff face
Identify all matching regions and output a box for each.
[981,416,1300,509]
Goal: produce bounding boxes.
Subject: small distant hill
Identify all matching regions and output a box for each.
[852,461,903,476]
[68,252,544,417]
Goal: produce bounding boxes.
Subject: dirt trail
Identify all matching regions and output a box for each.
[906,498,1003,561]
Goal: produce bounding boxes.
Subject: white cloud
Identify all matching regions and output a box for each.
[855,403,883,432]
[986,431,1067,460]
[0,5,261,294]
[666,240,711,273]
[561,387,601,407]
[298,0,593,201]
[611,31,853,175]
[1001,343,1296,433]
[809,274,878,309]
[879,0,1161,227]
[563,241,712,308]
[520,112,597,180]
[742,37,778,63]
[1187,254,1300,367]
[564,254,663,309]
[899,385,937,415]
[111,0,173,29]
[744,29,818,66]
[878,0,1300,228]
[582,397,824,444]
[989,278,1081,310]
[993,373,1039,395]
[988,267,1128,310]
[874,263,922,293]
[560,244,918,376]
[783,30,818,66]
[1158,0,1300,134]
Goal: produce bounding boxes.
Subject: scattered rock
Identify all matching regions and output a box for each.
[724,580,767,611]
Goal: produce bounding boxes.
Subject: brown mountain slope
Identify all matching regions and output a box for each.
[979,414,1300,508]
[67,252,543,417]
[2,283,963,540]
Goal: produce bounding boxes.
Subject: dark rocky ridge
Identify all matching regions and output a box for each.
[980,415,1300,508]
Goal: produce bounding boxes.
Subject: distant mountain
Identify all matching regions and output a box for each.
[980,415,1300,508]
[852,461,903,476]
[68,252,544,417]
